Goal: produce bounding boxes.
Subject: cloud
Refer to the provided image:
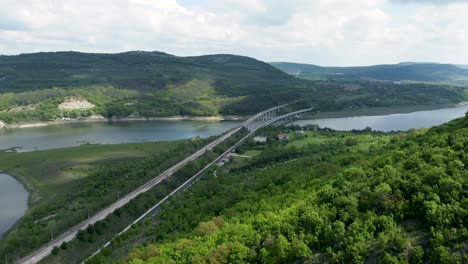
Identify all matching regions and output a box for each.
[0,0,467,66]
[0,0,243,54]
[391,0,468,4]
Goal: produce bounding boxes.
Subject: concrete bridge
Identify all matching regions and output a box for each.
[243,104,287,132]
[17,105,312,264]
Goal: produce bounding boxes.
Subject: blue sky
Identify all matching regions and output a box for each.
[0,0,468,66]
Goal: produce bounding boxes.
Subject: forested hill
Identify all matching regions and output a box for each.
[0,52,467,123]
[84,113,468,264]
[0,51,292,92]
[271,61,468,83]
[0,51,314,120]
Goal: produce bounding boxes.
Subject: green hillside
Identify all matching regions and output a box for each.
[0,52,466,124]
[0,52,292,92]
[271,62,468,83]
[82,114,468,264]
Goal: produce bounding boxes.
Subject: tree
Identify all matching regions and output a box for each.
[60,242,68,250]
[51,246,60,255]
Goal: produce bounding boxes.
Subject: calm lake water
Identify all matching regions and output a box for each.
[0,120,242,152]
[294,105,468,132]
[0,173,28,237]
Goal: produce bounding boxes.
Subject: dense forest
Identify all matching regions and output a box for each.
[77,114,468,264]
[0,52,467,124]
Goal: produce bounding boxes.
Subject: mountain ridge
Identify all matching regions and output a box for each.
[271,61,468,82]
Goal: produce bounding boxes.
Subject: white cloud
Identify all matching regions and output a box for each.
[0,0,467,65]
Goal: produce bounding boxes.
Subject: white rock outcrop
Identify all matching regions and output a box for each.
[58,98,95,110]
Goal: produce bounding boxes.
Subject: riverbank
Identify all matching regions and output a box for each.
[2,103,467,130]
[0,115,248,129]
[301,103,467,120]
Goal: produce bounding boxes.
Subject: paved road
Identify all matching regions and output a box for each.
[17,127,245,264]
[16,104,300,264]
[17,105,284,264]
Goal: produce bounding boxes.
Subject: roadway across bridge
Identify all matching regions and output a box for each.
[17,105,313,264]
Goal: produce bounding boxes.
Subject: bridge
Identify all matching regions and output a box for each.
[17,105,312,264]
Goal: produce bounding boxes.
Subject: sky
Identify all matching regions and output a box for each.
[1,0,468,66]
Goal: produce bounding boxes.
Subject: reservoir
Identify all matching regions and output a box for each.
[1,105,468,152]
[0,120,242,152]
[0,173,28,237]
[294,105,468,132]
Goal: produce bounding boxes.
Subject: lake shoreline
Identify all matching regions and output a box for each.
[0,115,249,129]
[1,103,466,130]
[295,103,468,132]
[0,170,35,207]
[300,102,468,120]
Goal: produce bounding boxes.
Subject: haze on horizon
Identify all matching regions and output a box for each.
[1,0,468,66]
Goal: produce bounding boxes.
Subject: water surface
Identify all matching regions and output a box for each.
[0,173,28,237]
[294,105,468,131]
[0,120,242,151]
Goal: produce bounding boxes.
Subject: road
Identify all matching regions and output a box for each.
[17,126,244,264]
[16,104,304,264]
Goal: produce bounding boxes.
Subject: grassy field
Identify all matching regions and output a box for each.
[241,149,262,157]
[0,141,184,206]
[285,131,392,151]
[285,133,338,148]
